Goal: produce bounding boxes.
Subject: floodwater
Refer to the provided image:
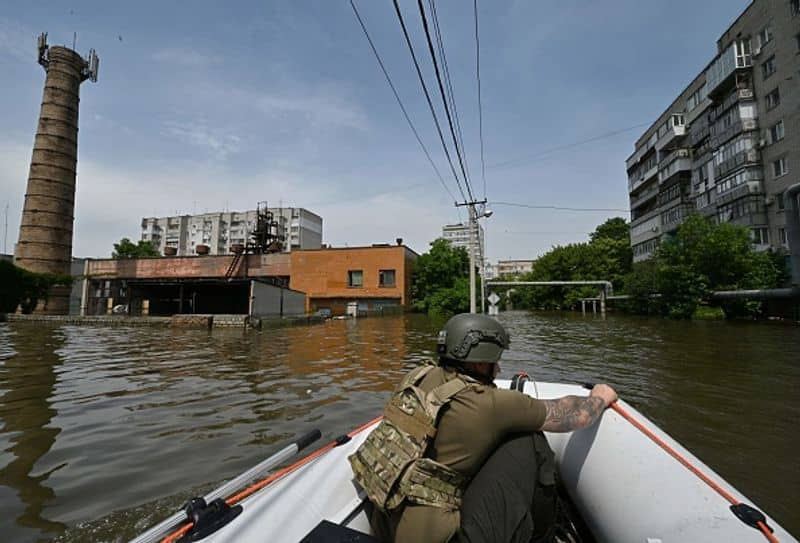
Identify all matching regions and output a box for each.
[0,312,798,542]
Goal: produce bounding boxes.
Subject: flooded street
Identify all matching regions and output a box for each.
[0,312,798,542]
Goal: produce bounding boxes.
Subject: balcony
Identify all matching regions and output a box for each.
[714,148,759,180]
[661,204,695,233]
[631,208,661,244]
[630,184,659,210]
[655,115,687,151]
[685,97,711,125]
[706,40,752,96]
[710,119,758,149]
[658,149,692,184]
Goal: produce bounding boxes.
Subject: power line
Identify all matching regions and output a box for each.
[414,0,474,201]
[473,0,487,200]
[349,0,458,205]
[491,201,629,212]
[428,0,471,192]
[489,121,652,170]
[392,0,469,203]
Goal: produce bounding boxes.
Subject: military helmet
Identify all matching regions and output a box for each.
[437,313,509,364]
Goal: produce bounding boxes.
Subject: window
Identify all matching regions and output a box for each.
[347,270,363,288]
[761,56,776,79]
[378,269,396,287]
[686,84,707,111]
[772,157,788,178]
[779,228,788,247]
[769,120,785,143]
[751,227,769,245]
[777,192,785,211]
[793,0,800,16]
[757,26,773,48]
[766,88,780,110]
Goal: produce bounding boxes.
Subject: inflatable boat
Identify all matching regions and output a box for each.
[131,381,797,543]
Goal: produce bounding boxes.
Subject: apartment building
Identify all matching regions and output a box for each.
[141,207,323,256]
[627,0,799,263]
[442,222,485,264]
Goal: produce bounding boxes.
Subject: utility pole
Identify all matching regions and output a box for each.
[3,202,8,255]
[457,200,492,313]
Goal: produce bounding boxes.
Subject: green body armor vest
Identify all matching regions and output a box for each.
[348,364,478,512]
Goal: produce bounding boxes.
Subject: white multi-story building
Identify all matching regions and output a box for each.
[141,207,323,256]
[497,259,535,277]
[442,222,484,264]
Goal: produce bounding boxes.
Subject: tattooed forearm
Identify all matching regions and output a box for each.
[540,395,607,433]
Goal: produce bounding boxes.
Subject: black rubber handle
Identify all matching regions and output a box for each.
[295,429,322,451]
[583,382,595,390]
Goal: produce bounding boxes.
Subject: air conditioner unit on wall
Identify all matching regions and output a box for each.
[752,47,761,58]
[764,195,775,205]
[757,139,767,149]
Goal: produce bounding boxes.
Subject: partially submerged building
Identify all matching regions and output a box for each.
[81,242,417,317]
[626,0,800,266]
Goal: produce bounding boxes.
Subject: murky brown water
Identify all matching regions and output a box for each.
[0,312,798,542]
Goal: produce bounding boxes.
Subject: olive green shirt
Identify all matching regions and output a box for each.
[386,366,547,543]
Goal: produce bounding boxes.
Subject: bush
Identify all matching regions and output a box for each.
[0,260,73,313]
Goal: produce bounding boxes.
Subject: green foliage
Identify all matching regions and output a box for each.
[590,217,631,244]
[623,214,786,319]
[511,218,633,310]
[411,238,470,315]
[620,259,660,315]
[112,237,160,259]
[0,260,73,314]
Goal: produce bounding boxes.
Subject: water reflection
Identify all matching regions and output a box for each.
[0,313,797,542]
[0,325,66,539]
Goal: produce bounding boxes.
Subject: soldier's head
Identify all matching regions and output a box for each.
[437,313,509,383]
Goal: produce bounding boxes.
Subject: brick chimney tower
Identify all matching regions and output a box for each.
[14,33,98,314]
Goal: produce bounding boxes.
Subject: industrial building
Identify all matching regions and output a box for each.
[627,0,799,264]
[13,34,98,314]
[140,207,322,256]
[81,242,417,317]
[441,221,485,264]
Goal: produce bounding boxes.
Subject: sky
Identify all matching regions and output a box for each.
[0,0,751,261]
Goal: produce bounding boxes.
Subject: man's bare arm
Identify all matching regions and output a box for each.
[539,384,618,433]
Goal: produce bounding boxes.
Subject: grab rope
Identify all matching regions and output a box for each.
[158,416,383,543]
[610,401,778,543]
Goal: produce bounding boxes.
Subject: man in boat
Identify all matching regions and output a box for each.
[349,313,618,543]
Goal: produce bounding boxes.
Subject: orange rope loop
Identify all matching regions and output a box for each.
[610,402,778,543]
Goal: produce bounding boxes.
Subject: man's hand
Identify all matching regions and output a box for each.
[539,383,618,433]
[590,383,618,407]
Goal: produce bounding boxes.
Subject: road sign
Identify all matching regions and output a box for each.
[488,292,500,305]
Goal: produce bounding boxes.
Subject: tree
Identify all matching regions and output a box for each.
[0,260,73,314]
[628,214,786,319]
[411,239,470,315]
[510,218,632,310]
[112,238,160,259]
[590,217,631,244]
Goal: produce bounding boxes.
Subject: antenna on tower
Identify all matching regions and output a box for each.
[72,32,76,50]
[86,49,99,82]
[37,32,49,67]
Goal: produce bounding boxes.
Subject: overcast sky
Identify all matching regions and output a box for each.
[1,0,750,261]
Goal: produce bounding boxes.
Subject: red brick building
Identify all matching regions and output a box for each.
[82,243,417,316]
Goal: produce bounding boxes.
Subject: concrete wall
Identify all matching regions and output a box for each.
[250,280,305,317]
[86,253,291,279]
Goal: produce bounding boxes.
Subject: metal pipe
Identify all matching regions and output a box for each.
[784,183,800,286]
[711,288,800,301]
